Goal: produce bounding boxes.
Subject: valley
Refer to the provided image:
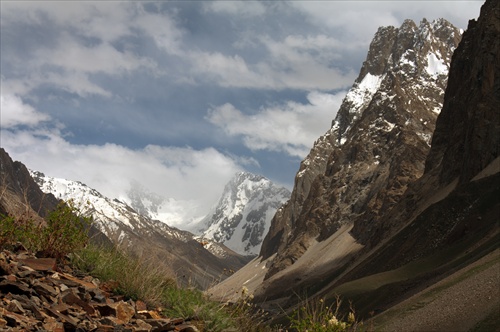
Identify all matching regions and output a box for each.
[1,0,498,330]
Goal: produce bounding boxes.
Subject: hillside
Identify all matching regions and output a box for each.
[209,1,499,329]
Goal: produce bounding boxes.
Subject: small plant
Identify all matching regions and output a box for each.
[71,244,176,307]
[289,295,360,332]
[0,214,23,247]
[225,286,271,332]
[0,199,91,259]
[38,200,92,259]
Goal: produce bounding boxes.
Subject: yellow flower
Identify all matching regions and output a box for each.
[348,312,355,323]
[328,316,338,326]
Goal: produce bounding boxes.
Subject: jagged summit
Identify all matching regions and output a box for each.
[260,18,462,277]
[199,172,290,256]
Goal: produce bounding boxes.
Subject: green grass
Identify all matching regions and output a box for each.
[71,243,277,331]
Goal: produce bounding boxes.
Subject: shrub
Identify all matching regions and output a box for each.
[38,200,92,259]
[0,199,91,259]
[289,295,360,332]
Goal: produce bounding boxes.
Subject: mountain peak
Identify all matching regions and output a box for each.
[260,17,462,277]
[199,172,290,256]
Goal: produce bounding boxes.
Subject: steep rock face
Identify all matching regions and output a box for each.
[327,1,499,315]
[425,0,500,185]
[0,148,58,220]
[199,172,290,256]
[0,148,108,245]
[261,19,462,277]
[29,171,251,289]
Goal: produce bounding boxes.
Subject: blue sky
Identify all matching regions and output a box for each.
[0,1,482,228]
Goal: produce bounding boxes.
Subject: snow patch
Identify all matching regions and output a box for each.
[426,53,448,77]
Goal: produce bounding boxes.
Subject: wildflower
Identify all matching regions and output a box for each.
[348,312,355,323]
[328,316,338,326]
[241,286,248,296]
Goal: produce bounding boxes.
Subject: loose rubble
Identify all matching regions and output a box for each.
[0,247,199,331]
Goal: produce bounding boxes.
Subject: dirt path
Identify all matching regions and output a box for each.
[373,249,500,332]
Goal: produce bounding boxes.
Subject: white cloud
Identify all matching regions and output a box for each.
[207,91,346,158]
[1,127,244,227]
[0,94,50,128]
[291,1,480,41]
[188,35,357,90]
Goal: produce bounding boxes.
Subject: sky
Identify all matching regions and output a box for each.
[0,1,483,229]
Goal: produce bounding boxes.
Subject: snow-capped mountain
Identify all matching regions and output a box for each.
[30,170,184,244]
[29,170,251,288]
[199,172,291,256]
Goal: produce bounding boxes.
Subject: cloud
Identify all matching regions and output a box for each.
[291,1,479,41]
[1,2,165,98]
[204,1,266,17]
[187,34,357,90]
[1,123,244,228]
[206,91,346,158]
[0,94,50,128]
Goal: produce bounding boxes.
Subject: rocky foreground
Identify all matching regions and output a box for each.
[0,246,198,332]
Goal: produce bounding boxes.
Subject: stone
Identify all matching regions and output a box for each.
[175,323,200,331]
[0,249,201,332]
[32,279,59,298]
[18,257,57,271]
[116,301,136,324]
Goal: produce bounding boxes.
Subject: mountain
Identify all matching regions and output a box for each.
[198,172,291,256]
[0,148,109,247]
[260,17,462,276]
[210,5,499,329]
[28,170,251,289]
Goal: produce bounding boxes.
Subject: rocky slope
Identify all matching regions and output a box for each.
[0,248,199,331]
[199,172,290,256]
[260,17,462,276]
[210,3,499,328]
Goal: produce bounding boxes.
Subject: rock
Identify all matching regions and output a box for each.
[116,301,136,323]
[0,249,201,331]
[18,257,57,271]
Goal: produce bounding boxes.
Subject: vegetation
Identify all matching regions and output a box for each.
[289,295,362,332]
[0,199,91,259]
[0,199,362,331]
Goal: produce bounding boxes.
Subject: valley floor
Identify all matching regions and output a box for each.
[372,248,500,331]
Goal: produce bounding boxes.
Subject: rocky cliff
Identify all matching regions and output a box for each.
[261,18,462,277]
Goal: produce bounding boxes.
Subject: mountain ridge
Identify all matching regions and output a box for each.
[28,170,251,289]
[260,17,461,275]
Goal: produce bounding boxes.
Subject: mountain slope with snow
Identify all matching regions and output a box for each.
[29,170,251,288]
[199,172,290,256]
